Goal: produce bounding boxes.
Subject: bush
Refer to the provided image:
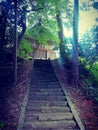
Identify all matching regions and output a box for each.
[18,39,33,59]
[79,57,90,78]
[90,62,98,86]
[79,57,98,103]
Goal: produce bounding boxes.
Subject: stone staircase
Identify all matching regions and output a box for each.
[17,59,84,130]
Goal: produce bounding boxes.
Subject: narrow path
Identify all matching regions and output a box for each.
[17,59,84,130]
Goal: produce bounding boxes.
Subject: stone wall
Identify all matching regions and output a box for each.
[34,48,56,60]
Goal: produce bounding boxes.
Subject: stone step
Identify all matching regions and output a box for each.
[35,70,54,73]
[32,76,57,79]
[30,85,61,88]
[33,71,54,73]
[32,79,58,82]
[34,67,53,69]
[34,62,51,64]
[38,112,73,121]
[38,77,57,79]
[23,128,79,130]
[26,106,70,113]
[34,74,56,77]
[33,73,55,76]
[34,61,51,63]
[35,83,60,86]
[28,95,66,101]
[38,79,58,81]
[33,69,54,75]
[30,85,60,91]
[32,75,57,78]
[30,88,63,92]
[27,100,68,107]
[34,63,52,65]
[31,81,60,84]
[34,64,51,66]
[23,120,77,129]
[24,112,73,122]
[35,69,54,71]
[31,81,59,83]
[29,91,64,96]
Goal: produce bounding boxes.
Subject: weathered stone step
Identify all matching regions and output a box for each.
[38,112,73,121]
[39,75,57,79]
[33,71,54,74]
[33,71,55,74]
[28,95,66,101]
[33,73,55,76]
[34,66,53,68]
[29,91,64,96]
[30,88,63,92]
[34,61,51,64]
[26,106,70,113]
[34,63,52,66]
[27,100,68,107]
[32,75,57,78]
[33,68,53,71]
[23,120,76,129]
[30,85,61,88]
[30,87,61,90]
[35,70,54,73]
[39,75,56,78]
[31,80,59,83]
[34,64,51,66]
[31,81,60,84]
[33,74,56,77]
[23,128,80,130]
[39,79,58,81]
[24,112,73,122]
[35,83,60,86]
[32,79,58,82]
[38,80,58,83]
[34,60,51,63]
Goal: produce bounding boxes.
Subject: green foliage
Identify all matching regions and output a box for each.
[79,57,98,103]
[26,0,68,46]
[79,57,98,85]
[26,25,60,45]
[79,57,90,78]
[90,62,98,85]
[18,39,33,59]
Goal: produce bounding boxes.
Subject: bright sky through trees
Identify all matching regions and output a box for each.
[79,7,98,35]
[63,0,98,38]
[63,9,98,38]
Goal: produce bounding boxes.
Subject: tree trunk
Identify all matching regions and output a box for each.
[56,10,65,61]
[18,20,26,46]
[13,0,18,86]
[0,9,7,65]
[72,0,79,87]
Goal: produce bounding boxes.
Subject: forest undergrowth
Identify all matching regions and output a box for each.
[52,59,98,130]
[0,59,32,130]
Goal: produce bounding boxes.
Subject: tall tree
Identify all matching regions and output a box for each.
[56,9,65,60]
[72,0,79,87]
[13,0,18,86]
[55,0,68,61]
